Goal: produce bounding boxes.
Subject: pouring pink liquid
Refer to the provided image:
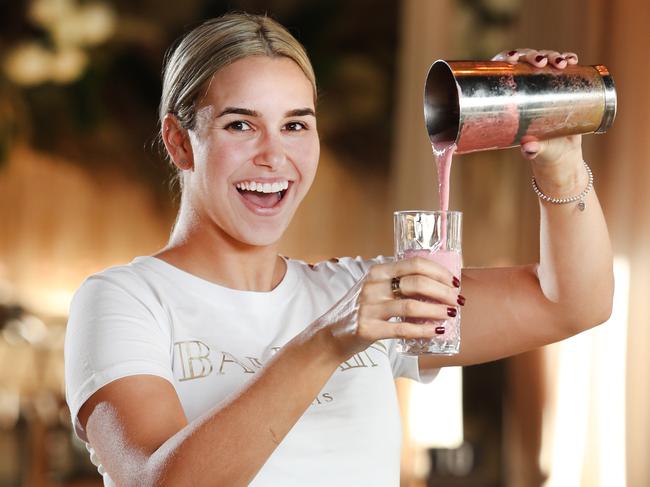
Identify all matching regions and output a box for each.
[433,142,456,213]
[433,143,456,246]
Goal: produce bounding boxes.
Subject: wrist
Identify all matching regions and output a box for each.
[532,160,593,211]
[531,155,587,199]
[302,319,351,369]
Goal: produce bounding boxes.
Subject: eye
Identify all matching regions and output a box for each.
[284,121,308,132]
[225,120,252,132]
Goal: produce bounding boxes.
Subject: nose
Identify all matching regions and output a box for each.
[253,131,286,170]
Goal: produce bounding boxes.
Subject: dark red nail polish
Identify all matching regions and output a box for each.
[555,56,566,64]
[447,307,457,317]
[535,55,545,62]
[507,50,517,56]
[435,326,446,335]
[452,276,461,288]
[457,294,466,306]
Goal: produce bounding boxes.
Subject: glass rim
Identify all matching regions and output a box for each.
[393,210,463,216]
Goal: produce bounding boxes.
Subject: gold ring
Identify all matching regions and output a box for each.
[391,276,401,297]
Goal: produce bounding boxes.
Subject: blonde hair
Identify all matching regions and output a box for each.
[160,12,317,132]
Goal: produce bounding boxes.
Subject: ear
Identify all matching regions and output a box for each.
[162,114,194,170]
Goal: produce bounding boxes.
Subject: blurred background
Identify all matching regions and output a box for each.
[0,0,647,486]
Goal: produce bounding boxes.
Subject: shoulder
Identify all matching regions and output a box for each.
[65,259,173,375]
[69,257,165,324]
[75,257,164,297]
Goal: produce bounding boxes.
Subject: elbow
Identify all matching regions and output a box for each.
[567,278,615,334]
[561,300,611,337]
[586,295,613,329]
[597,289,614,325]
[591,270,616,327]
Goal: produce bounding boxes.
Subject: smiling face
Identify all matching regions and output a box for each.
[179,55,320,248]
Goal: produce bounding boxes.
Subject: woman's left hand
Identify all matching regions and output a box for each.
[492,48,583,169]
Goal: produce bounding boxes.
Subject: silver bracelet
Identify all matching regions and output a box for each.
[531,161,593,211]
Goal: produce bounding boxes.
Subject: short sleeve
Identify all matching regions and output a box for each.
[384,338,439,383]
[334,255,393,281]
[64,273,174,440]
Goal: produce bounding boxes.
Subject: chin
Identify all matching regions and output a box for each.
[242,234,283,248]
[233,224,287,248]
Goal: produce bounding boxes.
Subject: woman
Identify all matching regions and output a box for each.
[64,12,613,487]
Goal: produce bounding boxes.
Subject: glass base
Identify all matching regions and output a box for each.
[397,316,461,355]
[397,337,460,355]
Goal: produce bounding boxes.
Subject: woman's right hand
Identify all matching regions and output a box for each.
[319,257,463,361]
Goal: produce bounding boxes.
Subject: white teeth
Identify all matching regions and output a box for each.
[236,180,289,193]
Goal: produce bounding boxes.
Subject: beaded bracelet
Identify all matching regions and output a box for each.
[531,161,593,211]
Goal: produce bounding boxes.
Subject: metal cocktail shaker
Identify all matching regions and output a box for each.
[423,60,617,154]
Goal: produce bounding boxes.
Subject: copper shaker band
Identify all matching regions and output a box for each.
[594,64,617,134]
[423,60,617,154]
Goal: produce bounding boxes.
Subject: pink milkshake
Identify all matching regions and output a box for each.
[394,210,462,355]
[400,248,461,354]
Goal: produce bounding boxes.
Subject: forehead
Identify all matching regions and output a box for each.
[200,56,315,111]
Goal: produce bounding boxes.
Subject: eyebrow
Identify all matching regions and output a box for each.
[216,107,316,118]
[286,108,316,117]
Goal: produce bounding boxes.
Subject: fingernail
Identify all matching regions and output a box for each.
[535,55,545,62]
[555,56,566,64]
[447,307,457,317]
[457,294,466,306]
[507,50,517,56]
[525,150,537,155]
[435,326,446,335]
[452,276,461,288]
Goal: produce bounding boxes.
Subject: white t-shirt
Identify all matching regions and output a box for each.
[65,255,437,486]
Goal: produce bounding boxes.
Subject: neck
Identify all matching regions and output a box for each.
[154,205,286,292]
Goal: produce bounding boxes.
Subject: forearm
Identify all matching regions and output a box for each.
[534,156,614,327]
[148,325,341,487]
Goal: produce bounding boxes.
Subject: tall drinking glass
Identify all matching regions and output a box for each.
[394,210,462,355]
